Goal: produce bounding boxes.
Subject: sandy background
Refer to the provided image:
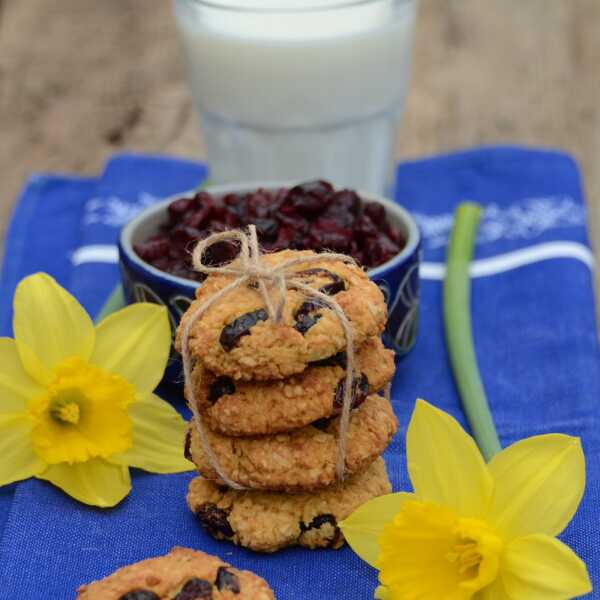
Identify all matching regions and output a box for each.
[1,0,599,264]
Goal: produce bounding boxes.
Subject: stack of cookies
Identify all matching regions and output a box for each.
[177,249,398,553]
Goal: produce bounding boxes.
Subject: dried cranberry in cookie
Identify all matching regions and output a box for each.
[219,309,268,351]
[215,568,241,594]
[119,593,160,600]
[173,578,213,600]
[299,514,341,549]
[194,503,234,539]
[334,373,370,411]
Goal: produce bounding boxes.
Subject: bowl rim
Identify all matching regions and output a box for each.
[119,181,421,289]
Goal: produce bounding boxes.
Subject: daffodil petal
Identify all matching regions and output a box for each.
[0,414,45,485]
[91,304,171,394]
[38,458,131,507]
[502,534,592,599]
[109,393,192,473]
[0,338,42,413]
[339,492,415,568]
[488,434,585,538]
[478,578,511,600]
[406,399,493,517]
[13,274,95,382]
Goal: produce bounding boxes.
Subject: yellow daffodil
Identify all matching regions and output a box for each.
[340,399,592,600]
[0,273,193,507]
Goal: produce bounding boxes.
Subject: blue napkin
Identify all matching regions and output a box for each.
[0,147,597,599]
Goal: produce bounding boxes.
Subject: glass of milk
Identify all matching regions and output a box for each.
[172,0,418,196]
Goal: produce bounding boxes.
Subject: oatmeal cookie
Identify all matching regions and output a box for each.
[187,458,391,552]
[76,546,275,599]
[193,337,395,436]
[177,250,387,381]
[186,393,397,492]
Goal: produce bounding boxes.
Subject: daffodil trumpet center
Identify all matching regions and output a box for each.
[49,388,83,425]
[28,356,134,465]
[377,501,503,599]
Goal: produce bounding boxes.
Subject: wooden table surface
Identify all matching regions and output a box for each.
[1,0,600,277]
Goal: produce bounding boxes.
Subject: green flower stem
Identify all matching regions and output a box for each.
[443,202,502,461]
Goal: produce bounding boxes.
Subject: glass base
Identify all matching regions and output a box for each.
[200,110,399,198]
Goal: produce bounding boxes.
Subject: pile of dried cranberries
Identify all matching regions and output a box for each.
[134,180,406,282]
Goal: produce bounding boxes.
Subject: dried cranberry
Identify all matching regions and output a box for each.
[193,191,214,208]
[292,269,345,295]
[364,201,386,223]
[294,312,322,335]
[173,578,213,600]
[310,351,347,369]
[299,514,341,548]
[168,197,194,221]
[385,223,405,246]
[151,256,171,271]
[134,238,170,261]
[362,235,401,268]
[311,417,331,431]
[331,189,361,215]
[284,180,332,218]
[353,214,379,244]
[219,309,268,351]
[224,208,241,228]
[277,211,310,234]
[309,223,352,253]
[321,204,354,229]
[301,513,337,532]
[208,376,236,404]
[274,225,299,248]
[202,239,238,267]
[320,279,345,296]
[170,225,200,246]
[183,194,214,229]
[334,373,369,411]
[135,181,407,279]
[247,189,274,218]
[223,193,239,206]
[119,591,160,600]
[195,503,234,538]
[253,218,279,242]
[184,430,192,461]
[215,568,241,594]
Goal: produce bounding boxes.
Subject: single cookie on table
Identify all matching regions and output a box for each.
[76,546,275,599]
[192,336,395,436]
[177,250,387,381]
[186,393,397,492]
[187,457,391,553]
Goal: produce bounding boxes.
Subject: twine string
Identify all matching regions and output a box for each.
[181,225,358,489]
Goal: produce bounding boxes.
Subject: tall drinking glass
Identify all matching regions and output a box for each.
[172,0,417,196]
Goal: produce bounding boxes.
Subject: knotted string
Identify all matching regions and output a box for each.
[180,225,358,490]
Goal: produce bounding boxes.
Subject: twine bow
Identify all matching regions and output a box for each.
[181,225,358,490]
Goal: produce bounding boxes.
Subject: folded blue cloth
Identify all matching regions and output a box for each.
[0,148,597,598]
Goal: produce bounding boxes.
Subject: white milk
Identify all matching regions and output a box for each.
[173,0,417,195]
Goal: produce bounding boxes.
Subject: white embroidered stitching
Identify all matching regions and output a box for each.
[413,196,586,249]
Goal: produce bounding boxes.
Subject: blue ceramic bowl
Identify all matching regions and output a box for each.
[118,182,421,365]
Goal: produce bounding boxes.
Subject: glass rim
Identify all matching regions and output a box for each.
[180,0,413,15]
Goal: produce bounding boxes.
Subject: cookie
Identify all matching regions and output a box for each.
[76,546,275,599]
[186,393,397,492]
[193,337,395,436]
[177,250,387,381]
[187,458,391,553]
